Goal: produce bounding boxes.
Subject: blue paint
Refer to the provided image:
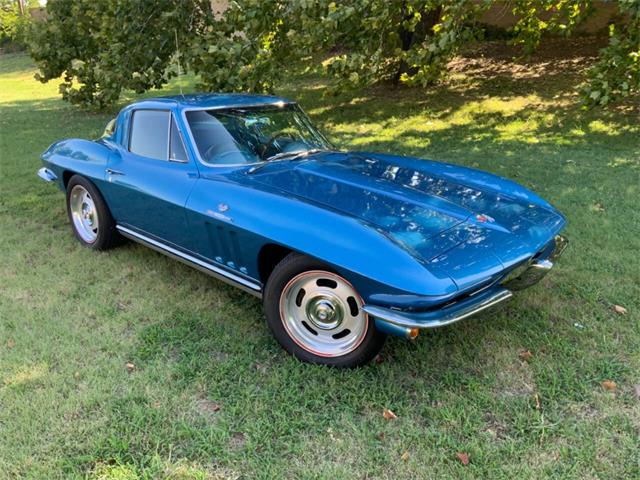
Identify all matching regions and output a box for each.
[39,93,567,338]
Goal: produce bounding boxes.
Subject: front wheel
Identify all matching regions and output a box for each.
[263,253,386,367]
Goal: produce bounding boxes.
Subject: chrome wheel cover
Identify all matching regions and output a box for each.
[280,270,368,357]
[69,185,99,243]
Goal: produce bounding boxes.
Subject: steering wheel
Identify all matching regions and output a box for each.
[260,131,295,158]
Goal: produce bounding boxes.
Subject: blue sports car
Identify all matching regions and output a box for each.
[38,93,568,367]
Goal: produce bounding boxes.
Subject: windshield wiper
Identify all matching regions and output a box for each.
[246,149,323,174]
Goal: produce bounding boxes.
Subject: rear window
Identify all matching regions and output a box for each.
[129,110,170,160]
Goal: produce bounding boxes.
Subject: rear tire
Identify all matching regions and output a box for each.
[263,253,386,367]
[66,175,119,250]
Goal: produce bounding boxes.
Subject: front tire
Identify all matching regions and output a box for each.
[263,253,386,367]
[66,175,119,250]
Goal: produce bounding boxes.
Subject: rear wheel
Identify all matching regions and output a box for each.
[263,253,385,367]
[66,175,119,250]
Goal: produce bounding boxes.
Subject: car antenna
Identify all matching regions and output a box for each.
[174,29,185,99]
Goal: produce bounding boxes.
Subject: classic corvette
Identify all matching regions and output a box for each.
[38,93,567,367]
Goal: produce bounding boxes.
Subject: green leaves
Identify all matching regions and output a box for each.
[28,0,640,109]
[29,0,206,109]
[582,0,640,106]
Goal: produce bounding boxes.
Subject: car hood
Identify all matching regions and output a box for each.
[249,151,566,291]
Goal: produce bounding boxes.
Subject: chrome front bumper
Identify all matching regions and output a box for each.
[366,235,568,338]
[365,287,514,334]
[37,167,57,182]
[501,234,568,290]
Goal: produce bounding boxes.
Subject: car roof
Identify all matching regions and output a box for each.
[129,93,295,111]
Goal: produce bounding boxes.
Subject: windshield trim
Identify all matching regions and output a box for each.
[180,102,324,168]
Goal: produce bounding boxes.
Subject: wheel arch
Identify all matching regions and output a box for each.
[257,243,294,284]
[62,170,76,189]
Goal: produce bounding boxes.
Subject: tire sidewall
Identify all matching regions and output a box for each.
[66,175,116,250]
[263,253,385,367]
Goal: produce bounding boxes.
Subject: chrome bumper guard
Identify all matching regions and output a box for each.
[37,167,57,182]
[365,234,568,336]
[501,234,568,291]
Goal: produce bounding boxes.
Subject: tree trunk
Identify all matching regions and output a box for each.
[393,5,443,85]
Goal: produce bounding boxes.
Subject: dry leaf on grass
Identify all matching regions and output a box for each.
[383,408,397,420]
[613,305,628,315]
[401,451,410,461]
[456,452,470,466]
[376,432,385,441]
[196,399,221,413]
[125,362,136,372]
[601,380,617,391]
[6,338,15,349]
[534,393,541,410]
[519,349,534,361]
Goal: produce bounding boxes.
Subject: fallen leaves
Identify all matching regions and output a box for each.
[601,380,617,391]
[125,362,136,372]
[400,451,410,461]
[519,349,534,362]
[196,398,221,414]
[456,452,470,466]
[6,338,15,349]
[376,432,385,441]
[613,304,628,315]
[382,408,397,420]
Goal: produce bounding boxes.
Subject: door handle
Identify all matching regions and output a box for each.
[106,168,125,176]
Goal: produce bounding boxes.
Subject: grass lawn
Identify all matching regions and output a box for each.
[1,44,639,479]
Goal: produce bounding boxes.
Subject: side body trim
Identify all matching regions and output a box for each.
[116,225,262,297]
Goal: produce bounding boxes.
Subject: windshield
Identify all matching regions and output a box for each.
[185,104,332,165]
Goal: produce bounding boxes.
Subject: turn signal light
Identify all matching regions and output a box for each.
[407,328,420,340]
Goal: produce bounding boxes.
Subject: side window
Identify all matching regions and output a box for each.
[169,116,188,162]
[129,110,170,160]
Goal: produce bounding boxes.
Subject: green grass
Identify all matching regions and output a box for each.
[1,48,639,479]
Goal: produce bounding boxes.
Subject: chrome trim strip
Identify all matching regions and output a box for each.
[364,289,513,330]
[37,167,57,182]
[116,225,262,297]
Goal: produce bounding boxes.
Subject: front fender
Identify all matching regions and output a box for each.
[186,177,458,300]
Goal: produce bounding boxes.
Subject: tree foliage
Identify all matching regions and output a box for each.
[28,0,640,109]
[584,0,640,105]
[29,0,207,108]
[0,0,36,49]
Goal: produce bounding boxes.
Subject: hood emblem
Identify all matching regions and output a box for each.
[218,203,229,212]
[476,213,495,223]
